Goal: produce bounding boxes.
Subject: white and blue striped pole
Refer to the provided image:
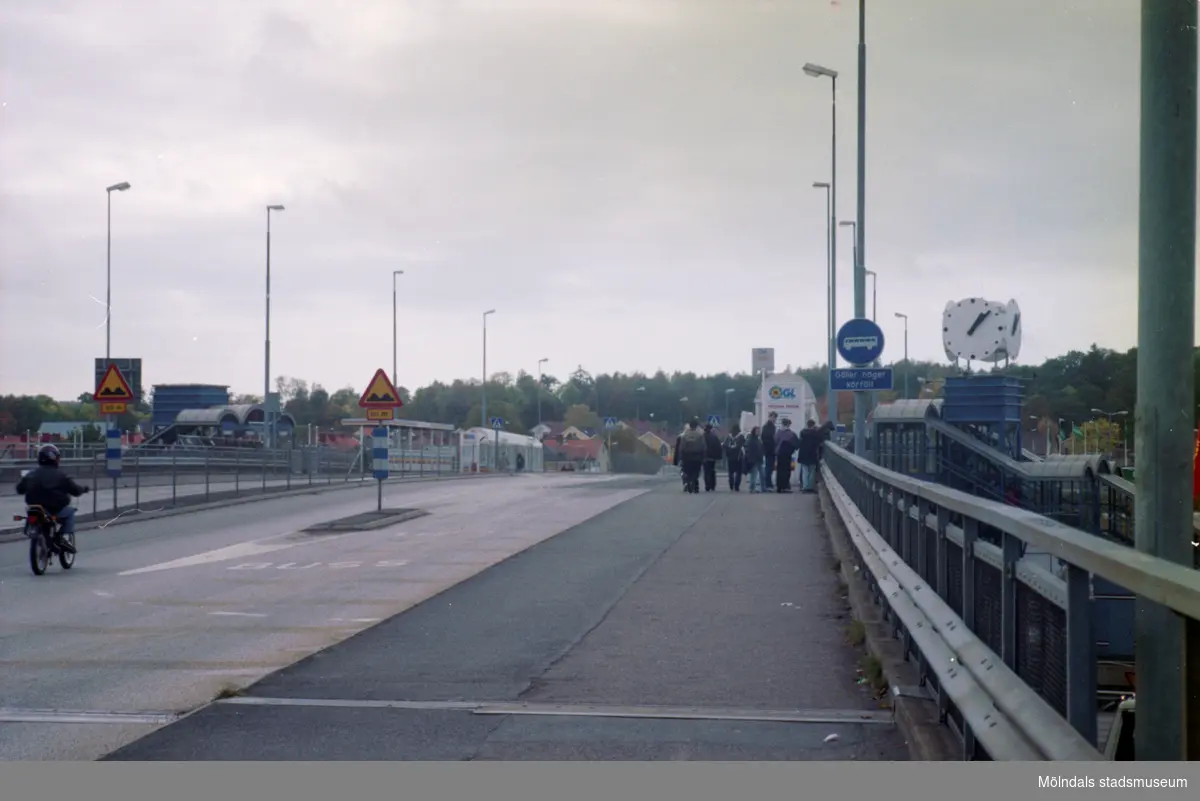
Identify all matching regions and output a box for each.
[106,426,122,511]
[372,426,389,510]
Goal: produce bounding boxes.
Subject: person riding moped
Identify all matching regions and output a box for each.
[15,444,88,554]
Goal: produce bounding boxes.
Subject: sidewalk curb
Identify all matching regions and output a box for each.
[817,480,962,762]
[0,472,515,544]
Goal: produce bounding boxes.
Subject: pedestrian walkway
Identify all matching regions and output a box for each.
[104,482,908,761]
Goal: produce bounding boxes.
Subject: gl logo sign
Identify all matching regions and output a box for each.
[768,386,796,400]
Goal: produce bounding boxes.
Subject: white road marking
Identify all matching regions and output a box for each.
[119,539,303,576]
[225,559,409,571]
[93,590,114,598]
[209,611,267,618]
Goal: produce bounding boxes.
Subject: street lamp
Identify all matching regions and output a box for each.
[838,219,861,313]
[894,312,909,399]
[537,357,549,430]
[814,181,838,420]
[805,61,840,443]
[865,270,877,321]
[725,388,735,427]
[104,181,131,369]
[264,203,285,447]
[481,309,495,429]
[392,270,404,388]
[636,385,646,422]
[679,396,689,427]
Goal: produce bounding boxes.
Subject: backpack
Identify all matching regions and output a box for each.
[725,434,745,461]
[681,428,706,458]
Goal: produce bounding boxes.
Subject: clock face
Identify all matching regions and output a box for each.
[1003,299,1022,361]
[942,298,1008,362]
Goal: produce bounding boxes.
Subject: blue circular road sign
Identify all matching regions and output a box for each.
[835,318,886,365]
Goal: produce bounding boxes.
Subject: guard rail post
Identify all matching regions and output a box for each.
[171,448,178,505]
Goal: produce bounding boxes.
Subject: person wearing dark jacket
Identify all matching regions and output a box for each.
[796,419,823,493]
[723,425,746,491]
[15,444,88,552]
[744,426,765,493]
[760,412,778,490]
[678,418,707,493]
[773,418,798,492]
[702,423,722,491]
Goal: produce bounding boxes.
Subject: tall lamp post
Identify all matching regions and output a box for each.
[865,270,877,321]
[392,270,404,388]
[104,182,131,368]
[806,59,839,428]
[636,385,646,422]
[481,309,495,430]
[264,204,285,448]
[537,357,549,431]
[814,181,837,421]
[894,312,909,399]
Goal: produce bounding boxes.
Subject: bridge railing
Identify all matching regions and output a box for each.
[820,442,1200,761]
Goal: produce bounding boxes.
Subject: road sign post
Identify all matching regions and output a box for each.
[835,318,886,449]
[490,417,503,471]
[94,363,134,507]
[829,367,894,393]
[372,426,389,511]
[604,417,617,467]
[358,369,403,506]
[358,368,404,421]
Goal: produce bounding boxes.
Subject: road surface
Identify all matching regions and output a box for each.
[0,472,652,760]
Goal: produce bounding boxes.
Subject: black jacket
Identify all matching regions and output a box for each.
[744,433,764,464]
[16,465,87,514]
[724,433,746,465]
[761,421,777,456]
[673,435,682,467]
[704,429,723,460]
[775,428,799,460]
[796,428,822,466]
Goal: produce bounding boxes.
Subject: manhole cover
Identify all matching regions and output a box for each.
[301,508,429,533]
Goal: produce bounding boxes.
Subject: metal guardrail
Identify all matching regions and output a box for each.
[820,442,1200,761]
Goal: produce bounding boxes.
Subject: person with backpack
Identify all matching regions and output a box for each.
[723,424,746,491]
[678,418,706,494]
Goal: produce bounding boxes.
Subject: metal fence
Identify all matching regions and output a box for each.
[1,446,375,529]
[820,442,1200,761]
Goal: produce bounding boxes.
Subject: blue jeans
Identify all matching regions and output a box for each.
[57,505,76,535]
[747,462,763,492]
[762,454,774,489]
[800,463,816,491]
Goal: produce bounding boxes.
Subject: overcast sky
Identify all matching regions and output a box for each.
[1,0,1148,400]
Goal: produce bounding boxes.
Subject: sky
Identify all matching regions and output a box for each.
[0,0,1154,400]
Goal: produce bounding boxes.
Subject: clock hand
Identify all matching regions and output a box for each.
[966,310,991,336]
[1011,313,1021,335]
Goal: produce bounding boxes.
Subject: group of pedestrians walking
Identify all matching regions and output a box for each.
[672,411,833,494]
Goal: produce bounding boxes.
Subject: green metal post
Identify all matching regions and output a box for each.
[1135,0,1198,761]
[852,0,868,456]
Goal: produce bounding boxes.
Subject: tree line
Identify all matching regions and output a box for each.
[0,345,1184,443]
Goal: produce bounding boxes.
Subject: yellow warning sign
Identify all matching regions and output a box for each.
[366,408,395,420]
[94,363,134,403]
[100,401,128,415]
[358,368,402,408]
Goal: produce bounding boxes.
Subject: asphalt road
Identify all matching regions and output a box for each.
[101,484,907,761]
[0,471,655,760]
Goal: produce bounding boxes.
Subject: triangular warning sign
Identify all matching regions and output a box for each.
[358,368,402,408]
[93,363,134,402]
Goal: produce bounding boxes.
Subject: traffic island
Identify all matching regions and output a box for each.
[302,508,430,533]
